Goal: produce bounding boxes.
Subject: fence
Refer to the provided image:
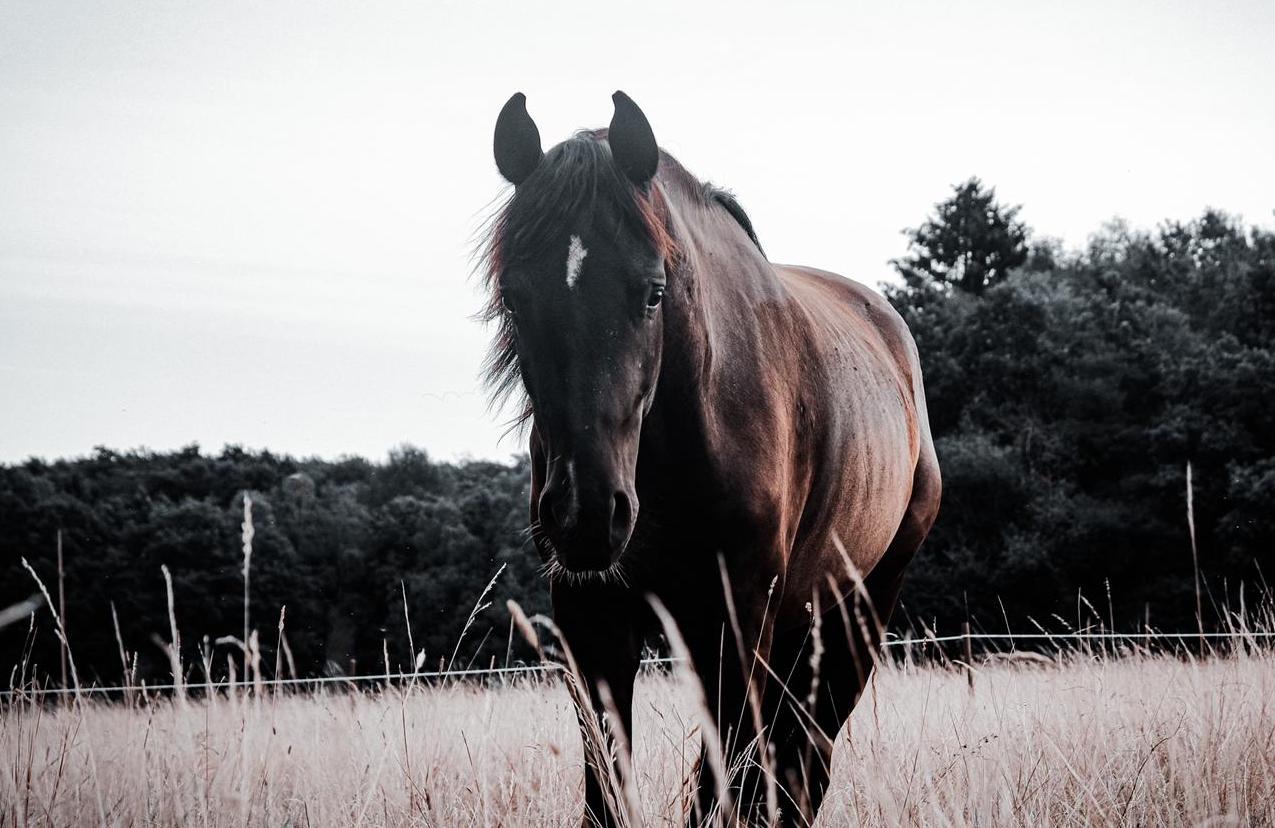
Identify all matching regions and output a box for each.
[4,629,1271,700]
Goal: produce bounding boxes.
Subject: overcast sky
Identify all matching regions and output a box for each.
[2,0,1272,464]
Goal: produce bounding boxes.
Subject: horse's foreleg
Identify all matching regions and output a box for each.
[682,613,776,827]
[553,583,641,828]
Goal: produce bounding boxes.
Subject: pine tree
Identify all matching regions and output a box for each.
[892,177,1029,295]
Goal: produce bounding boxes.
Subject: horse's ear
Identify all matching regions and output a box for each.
[493,92,543,185]
[609,91,658,185]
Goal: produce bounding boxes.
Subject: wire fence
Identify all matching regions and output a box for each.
[881,630,1275,645]
[2,658,679,699]
[5,629,1272,700]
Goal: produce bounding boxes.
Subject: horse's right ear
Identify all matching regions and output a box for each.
[493,93,543,185]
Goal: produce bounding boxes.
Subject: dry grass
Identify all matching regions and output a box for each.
[4,651,1273,827]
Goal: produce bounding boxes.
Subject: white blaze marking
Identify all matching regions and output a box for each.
[565,234,588,289]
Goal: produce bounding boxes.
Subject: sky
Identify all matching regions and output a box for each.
[2,0,1273,464]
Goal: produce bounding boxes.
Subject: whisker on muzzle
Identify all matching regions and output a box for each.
[536,547,631,589]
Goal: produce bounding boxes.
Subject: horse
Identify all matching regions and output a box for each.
[480,91,941,827]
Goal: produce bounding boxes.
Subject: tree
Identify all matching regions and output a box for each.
[892,177,1030,296]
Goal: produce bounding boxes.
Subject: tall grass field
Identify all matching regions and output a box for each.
[4,648,1273,826]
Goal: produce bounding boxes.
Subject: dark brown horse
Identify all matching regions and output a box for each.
[481,91,941,826]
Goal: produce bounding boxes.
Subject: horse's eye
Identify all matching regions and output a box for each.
[501,291,517,315]
[646,284,665,310]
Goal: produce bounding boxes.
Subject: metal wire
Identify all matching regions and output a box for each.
[880,630,1275,645]
[1,657,678,698]
[4,630,1271,699]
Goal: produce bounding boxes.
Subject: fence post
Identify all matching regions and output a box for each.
[963,622,974,693]
[57,529,68,699]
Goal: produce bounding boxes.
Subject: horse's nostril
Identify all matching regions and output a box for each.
[608,491,635,553]
[541,482,576,536]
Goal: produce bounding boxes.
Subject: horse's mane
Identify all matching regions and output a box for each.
[704,185,766,257]
[477,129,764,427]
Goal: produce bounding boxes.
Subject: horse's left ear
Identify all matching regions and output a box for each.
[609,91,658,185]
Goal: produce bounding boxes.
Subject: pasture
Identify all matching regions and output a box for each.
[5,647,1273,827]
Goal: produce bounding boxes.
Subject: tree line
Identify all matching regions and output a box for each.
[2,184,1272,686]
[0,447,544,685]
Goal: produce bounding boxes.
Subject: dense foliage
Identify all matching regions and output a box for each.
[3,185,1272,686]
[0,447,544,685]
[888,182,1274,634]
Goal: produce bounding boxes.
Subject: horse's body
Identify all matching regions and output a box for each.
[485,92,940,826]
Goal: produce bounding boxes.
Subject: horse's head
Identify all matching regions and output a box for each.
[485,92,674,573]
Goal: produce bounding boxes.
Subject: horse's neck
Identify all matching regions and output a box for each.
[674,191,782,355]
[650,189,782,454]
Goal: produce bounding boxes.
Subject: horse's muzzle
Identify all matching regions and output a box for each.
[539,473,636,571]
